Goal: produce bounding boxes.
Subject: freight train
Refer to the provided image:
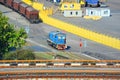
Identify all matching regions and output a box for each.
[0,0,41,23]
[47,31,67,50]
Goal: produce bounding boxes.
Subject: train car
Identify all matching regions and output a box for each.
[25,7,40,23]
[47,31,67,50]
[13,0,22,11]
[1,0,41,24]
[6,0,14,8]
[0,0,6,4]
[19,2,29,16]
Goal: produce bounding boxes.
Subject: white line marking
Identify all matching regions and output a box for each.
[81,53,100,60]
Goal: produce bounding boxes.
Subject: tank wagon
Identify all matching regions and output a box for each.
[0,0,41,23]
[47,31,67,50]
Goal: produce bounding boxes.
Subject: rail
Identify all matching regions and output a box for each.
[1,70,120,74]
[0,70,120,79]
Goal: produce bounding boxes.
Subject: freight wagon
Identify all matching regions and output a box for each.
[25,7,40,23]
[13,0,22,11]
[0,0,6,4]
[6,0,13,8]
[0,0,41,23]
[19,3,29,15]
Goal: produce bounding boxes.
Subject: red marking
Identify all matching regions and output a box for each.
[80,42,83,47]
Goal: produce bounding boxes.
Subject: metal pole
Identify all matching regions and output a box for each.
[28,22,30,38]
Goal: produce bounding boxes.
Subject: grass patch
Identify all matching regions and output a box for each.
[34,52,94,60]
[56,52,69,57]
[34,52,54,60]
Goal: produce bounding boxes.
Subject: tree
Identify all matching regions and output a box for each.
[0,12,27,59]
[3,49,35,60]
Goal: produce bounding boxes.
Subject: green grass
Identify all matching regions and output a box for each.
[56,52,69,57]
[34,52,54,60]
[34,52,94,60]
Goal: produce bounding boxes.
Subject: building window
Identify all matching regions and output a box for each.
[70,12,72,15]
[70,4,74,8]
[104,10,108,14]
[91,11,93,15]
[76,11,78,15]
[64,5,67,8]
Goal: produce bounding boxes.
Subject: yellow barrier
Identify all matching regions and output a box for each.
[84,16,102,20]
[22,0,53,15]
[23,0,120,50]
[22,0,44,11]
[32,2,44,11]
[22,0,32,5]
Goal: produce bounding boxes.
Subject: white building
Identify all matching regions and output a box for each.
[85,8,110,17]
[63,10,82,17]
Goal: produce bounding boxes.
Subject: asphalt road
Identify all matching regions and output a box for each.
[0,1,120,60]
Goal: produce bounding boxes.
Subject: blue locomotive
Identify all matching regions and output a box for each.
[47,31,67,50]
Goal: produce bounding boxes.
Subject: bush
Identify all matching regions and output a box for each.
[3,49,35,60]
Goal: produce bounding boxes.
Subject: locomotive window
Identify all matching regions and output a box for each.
[76,12,78,15]
[70,12,72,15]
[62,36,65,39]
[58,36,61,39]
[55,36,57,38]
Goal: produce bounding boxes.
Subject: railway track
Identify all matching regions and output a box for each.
[0,70,120,79]
[0,60,120,79]
[0,60,120,68]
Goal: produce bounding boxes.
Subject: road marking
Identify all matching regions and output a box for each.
[81,53,99,60]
